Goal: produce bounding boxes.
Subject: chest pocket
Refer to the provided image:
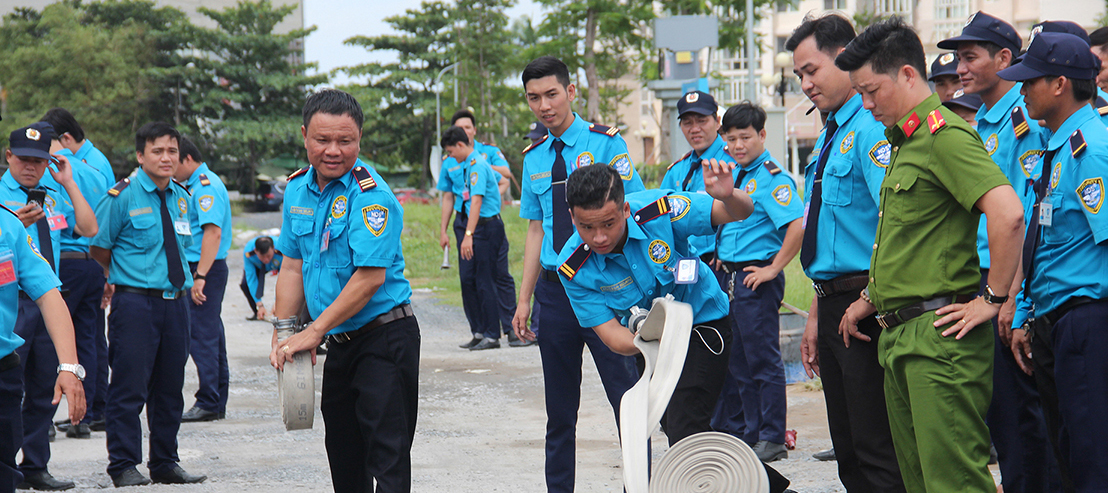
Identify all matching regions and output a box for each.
[322,219,352,268]
[1042,191,1073,244]
[129,213,159,247]
[821,157,854,207]
[882,171,921,225]
[603,280,645,316]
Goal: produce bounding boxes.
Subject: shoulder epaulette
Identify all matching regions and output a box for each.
[926,109,947,134]
[762,160,782,175]
[902,112,921,137]
[521,134,548,155]
[633,196,671,225]
[351,166,378,192]
[558,243,592,281]
[667,151,692,170]
[198,173,211,186]
[1070,130,1087,158]
[288,166,310,181]
[588,123,620,137]
[107,178,130,197]
[1097,97,1108,116]
[1011,107,1030,139]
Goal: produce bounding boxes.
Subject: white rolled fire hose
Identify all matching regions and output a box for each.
[620,296,768,493]
[276,319,315,431]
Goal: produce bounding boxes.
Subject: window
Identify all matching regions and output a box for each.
[776,1,796,12]
[824,0,846,9]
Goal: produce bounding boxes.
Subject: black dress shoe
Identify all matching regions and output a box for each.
[47,426,54,442]
[53,421,71,433]
[88,419,106,432]
[508,333,536,347]
[17,470,75,490]
[111,468,151,487]
[181,406,222,422]
[469,338,500,351]
[150,465,206,484]
[812,448,836,461]
[459,336,483,349]
[66,422,91,439]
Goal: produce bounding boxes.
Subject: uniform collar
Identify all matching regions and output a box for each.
[74,140,94,160]
[976,82,1023,125]
[306,161,355,193]
[740,150,772,171]
[829,93,864,128]
[186,162,211,187]
[463,149,480,167]
[593,215,647,269]
[1047,104,1098,151]
[890,94,942,142]
[135,168,162,192]
[1,172,25,192]
[550,113,587,147]
[693,136,726,161]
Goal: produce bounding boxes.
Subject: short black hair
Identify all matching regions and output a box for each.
[450,109,476,126]
[177,135,203,164]
[135,122,179,154]
[835,17,927,79]
[522,56,571,88]
[785,13,856,54]
[720,101,767,133]
[440,126,470,148]
[255,236,274,255]
[303,89,364,131]
[40,108,84,142]
[566,163,623,210]
[1090,27,1108,48]
[1047,76,1098,102]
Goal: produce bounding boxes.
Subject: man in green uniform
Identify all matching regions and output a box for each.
[834,18,1025,493]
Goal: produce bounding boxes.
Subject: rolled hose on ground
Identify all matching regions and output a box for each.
[276,323,314,431]
[620,296,768,493]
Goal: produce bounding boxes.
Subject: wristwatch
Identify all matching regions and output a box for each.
[982,285,1009,305]
[465,229,473,237]
[193,273,207,280]
[57,363,86,382]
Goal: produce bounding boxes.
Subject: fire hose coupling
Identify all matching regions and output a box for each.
[273,317,304,338]
[627,306,649,334]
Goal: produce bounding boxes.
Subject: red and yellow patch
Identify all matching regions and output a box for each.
[927,110,946,134]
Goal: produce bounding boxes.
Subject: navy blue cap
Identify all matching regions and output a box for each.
[943,89,984,112]
[937,11,1021,55]
[998,32,1098,81]
[8,122,55,160]
[929,52,960,81]
[1029,21,1089,46]
[676,90,718,118]
[524,120,547,140]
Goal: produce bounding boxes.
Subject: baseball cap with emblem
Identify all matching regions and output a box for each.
[943,89,984,112]
[8,121,56,160]
[937,11,1022,55]
[676,90,718,118]
[998,32,1099,82]
[929,52,959,81]
[524,120,547,140]
[1028,20,1090,47]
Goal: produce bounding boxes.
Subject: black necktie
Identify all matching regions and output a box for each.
[551,139,572,252]
[799,118,841,269]
[157,189,186,289]
[1022,148,1057,287]
[714,165,754,257]
[22,187,54,272]
[681,155,700,191]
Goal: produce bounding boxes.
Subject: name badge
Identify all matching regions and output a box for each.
[320,226,331,252]
[1040,200,1053,227]
[462,190,470,201]
[174,219,191,235]
[674,257,699,284]
[0,250,15,286]
[802,202,810,228]
[47,214,67,231]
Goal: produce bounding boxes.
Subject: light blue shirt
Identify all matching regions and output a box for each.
[182,163,232,262]
[74,140,115,190]
[802,93,889,281]
[0,172,71,275]
[277,160,412,336]
[1026,105,1108,315]
[558,189,729,328]
[243,236,282,303]
[717,150,804,263]
[461,150,502,218]
[91,169,194,292]
[39,148,111,252]
[0,208,61,359]
[659,135,735,257]
[437,141,508,213]
[520,113,646,269]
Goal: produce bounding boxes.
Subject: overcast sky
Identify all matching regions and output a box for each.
[303,0,542,85]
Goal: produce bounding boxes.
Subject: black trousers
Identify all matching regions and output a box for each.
[1032,316,1077,493]
[817,289,906,493]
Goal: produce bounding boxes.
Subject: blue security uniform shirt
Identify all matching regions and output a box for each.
[461,150,502,218]
[91,169,194,291]
[437,141,508,213]
[1026,105,1108,315]
[717,150,804,263]
[243,235,282,303]
[277,160,412,336]
[74,140,116,191]
[182,163,232,262]
[1097,89,1108,128]
[802,93,889,281]
[558,189,729,327]
[40,148,111,252]
[973,82,1045,268]
[0,172,71,274]
[0,209,62,359]
[520,113,646,269]
[659,135,736,257]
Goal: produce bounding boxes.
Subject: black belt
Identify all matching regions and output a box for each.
[476,214,501,226]
[540,269,561,283]
[327,304,414,345]
[60,251,91,260]
[718,259,771,274]
[1039,296,1099,327]
[876,294,975,330]
[0,352,19,373]
[115,285,185,300]
[813,273,869,298]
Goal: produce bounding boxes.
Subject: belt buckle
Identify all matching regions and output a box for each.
[813,282,826,298]
[876,314,890,330]
[162,290,176,300]
[331,332,352,344]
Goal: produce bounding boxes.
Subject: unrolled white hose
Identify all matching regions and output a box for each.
[277,328,314,431]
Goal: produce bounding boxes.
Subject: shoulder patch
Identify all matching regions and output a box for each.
[1077,177,1103,214]
[869,140,891,168]
[667,195,692,221]
[609,153,633,180]
[198,173,211,186]
[521,134,548,155]
[772,184,793,206]
[668,151,693,170]
[926,110,946,134]
[1011,107,1030,140]
[1070,130,1087,158]
[558,243,593,281]
[633,197,671,225]
[762,160,782,175]
[839,131,855,153]
[288,166,310,181]
[361,204,389,236]
[588,123,620,137]
[351,166,378,192]
[107,178,130,197]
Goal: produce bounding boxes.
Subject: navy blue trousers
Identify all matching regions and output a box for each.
[709,267,755,443]
[14,299,57,474]
[59,257,105,425]
[188,259,229,414]
[535,276,638,493]
[105,292,190,477]
[455,215,515,340]
[90,304,108,423]
[492,218,518,336]
[1,357,23,491]
[1050,300,1108,492]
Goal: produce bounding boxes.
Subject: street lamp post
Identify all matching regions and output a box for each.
[430,62,458,185]
[773,52,792,107]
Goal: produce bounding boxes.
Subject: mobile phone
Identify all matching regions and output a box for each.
[26,189,46,209]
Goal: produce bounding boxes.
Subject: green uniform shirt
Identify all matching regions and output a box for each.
[869,94,1011,313]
